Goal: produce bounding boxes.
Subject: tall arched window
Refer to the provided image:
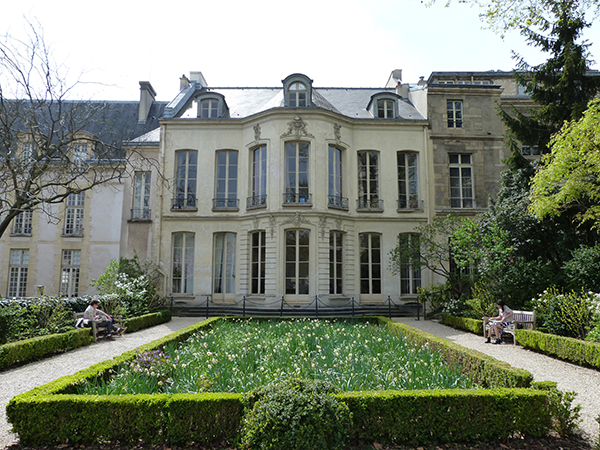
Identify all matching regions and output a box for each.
[285,229,310,297]
[174,151,197,209]
[397,152,419,209]
[172,232,194,293]
[359,233,381,297]
[213,232,236,301]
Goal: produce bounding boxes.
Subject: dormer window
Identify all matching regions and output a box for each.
[377,99,395,118]
[368,93,399,119]
[282,74,313,108]
[288,82,307,107]
[196,92,228,119]
[200,99,219,118]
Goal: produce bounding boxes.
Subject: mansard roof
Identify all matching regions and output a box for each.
[5,99,168,144]
[165,84,426,121]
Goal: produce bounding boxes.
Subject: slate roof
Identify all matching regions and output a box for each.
[169,85,426,121]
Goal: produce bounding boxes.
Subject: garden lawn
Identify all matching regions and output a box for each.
[79,318,474,394]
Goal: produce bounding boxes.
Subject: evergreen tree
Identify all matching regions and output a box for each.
[500,0,600,155]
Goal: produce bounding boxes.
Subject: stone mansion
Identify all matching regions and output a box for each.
[0,70,535,307]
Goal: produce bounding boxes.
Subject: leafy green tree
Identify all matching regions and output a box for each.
[530,99,600,227]
[389,215,470,298]
[499,0,600,155]
[429,0,600,37]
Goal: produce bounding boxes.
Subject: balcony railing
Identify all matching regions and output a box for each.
[328,195,349,210]
[131,208,151,220]
[171,196,197,210]
[212,198,239,210]
[283,192,312,205]
[63,226,84,237]
[247,195,267,209]
[357,197,383,211]
[397,199,423,211]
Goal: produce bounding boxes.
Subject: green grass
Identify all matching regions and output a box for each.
[79,318,474,395]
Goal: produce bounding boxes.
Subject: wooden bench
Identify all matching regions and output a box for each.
[74,312,123,342]
[483,310,536,345]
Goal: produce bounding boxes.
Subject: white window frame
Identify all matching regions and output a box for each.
[64,192,85,236]
[172,232,194,294]
[359,233,382,299]
[447,100,463,128]
[377,99,395,118]
[328,145,345,208]
[214,150,238,209]
[285,229,310,298]
[73,143,88,166]
[449,154,474,208]
[133,171,151,219]
[8,249,29,298]
[250,145,267,208]
[250,230,266,295]
[398,233,421,295]
[284,142,310,204]
[174,150,198,209]
[12,210,33,235]
[288,82,307,107]
[200,98,219,118]
[397,152,419,209]
[329,231,343,295]
[60,250,81,297]
[213,232,236,301]
[357,151,381,209]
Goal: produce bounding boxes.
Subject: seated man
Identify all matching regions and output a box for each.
[83,299,126,341]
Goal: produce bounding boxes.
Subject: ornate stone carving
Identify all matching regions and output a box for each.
[333,123,341,142]
[282,212,311,228]
[335,217,343,230]
[269,214,277,239]
[280,116,314,139]
[253,216,260,230]
[253,123,261,142]
[319,216,327,240]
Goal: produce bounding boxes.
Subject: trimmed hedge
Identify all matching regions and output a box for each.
[516,329,600,370]
[0,329,93,371]
[8,317,552,447]
[381,318,533,388]
[121,309,172,333]
[441,313,600,370]
[340,388,551,445]
[0,310,172,372]
[440,313,483,335]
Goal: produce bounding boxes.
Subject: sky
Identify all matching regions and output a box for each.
[2,0,600,102]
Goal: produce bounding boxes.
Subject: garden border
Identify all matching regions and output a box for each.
[7,316,553,447]
[0,310,172,371]
[440,313,600,370]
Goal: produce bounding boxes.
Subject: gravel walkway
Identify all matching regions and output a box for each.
[0,317,205,449]
[1,317,598,448]
[394,318,600,444]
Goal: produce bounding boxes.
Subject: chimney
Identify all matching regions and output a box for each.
[386,69,403,88]
[398,83,409,98]
[418,76,427,86]
[138,81,157,123]
[180,74,190,90]
[189,71,207,86]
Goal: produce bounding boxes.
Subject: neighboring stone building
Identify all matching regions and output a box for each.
[0,70,528,305]
[0,84,167,298]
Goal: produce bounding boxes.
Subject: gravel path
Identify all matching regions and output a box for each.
[0,317,205,449]
[1,317,598,448]
[394,318,600,444]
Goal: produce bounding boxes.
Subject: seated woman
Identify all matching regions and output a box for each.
[485,300,513,345]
